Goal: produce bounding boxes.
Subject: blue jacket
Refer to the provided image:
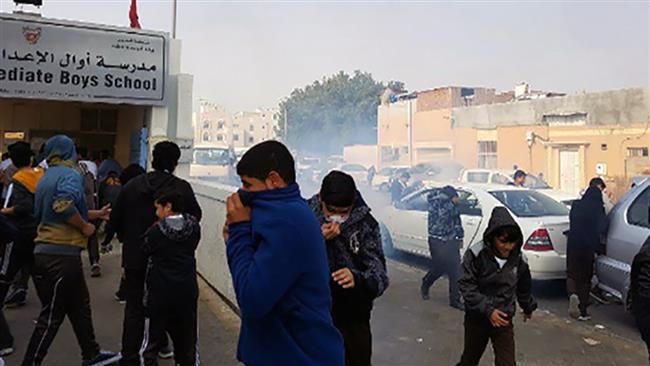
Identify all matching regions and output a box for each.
[227,184,344,366]
[427,188,464,241]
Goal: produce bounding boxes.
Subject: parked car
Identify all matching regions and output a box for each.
[459,169,578,207]
[596,178,650,304]
[336,163,368,185]
[377,183,571,280]
[372,166,409,192]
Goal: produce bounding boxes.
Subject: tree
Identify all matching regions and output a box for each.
[278,70,405,156]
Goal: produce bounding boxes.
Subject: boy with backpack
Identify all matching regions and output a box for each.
[457,207,537,366]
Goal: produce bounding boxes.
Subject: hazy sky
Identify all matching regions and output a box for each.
[1,0,648,111]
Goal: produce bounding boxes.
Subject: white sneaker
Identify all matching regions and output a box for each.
[0,347,13,357]
[569,294,580,319]
[578,314,592,321]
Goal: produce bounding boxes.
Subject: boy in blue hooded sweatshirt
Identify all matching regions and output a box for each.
[224,141,344,366]
[22,135,120,366]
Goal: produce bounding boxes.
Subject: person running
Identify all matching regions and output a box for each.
[21,135,119,366]
[457,207,537,366]
[110,163,145,304]
[224,141,344,366]
[0,142,43,355]
[389,171,410,204]
[421,185,464,310]
[111,141,201,366]
[141,192,201,365]
[0,214,18,357]
[307,171,388,366]
[566,186,607,321]
[77,147,101,278]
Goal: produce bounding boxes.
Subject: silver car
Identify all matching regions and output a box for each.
[596,178,650,304]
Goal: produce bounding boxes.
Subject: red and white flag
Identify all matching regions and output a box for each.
[129,0,141,29]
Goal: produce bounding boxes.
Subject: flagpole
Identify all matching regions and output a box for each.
[172,0,177,39]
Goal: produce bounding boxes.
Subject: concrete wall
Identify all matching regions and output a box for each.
[452,88,650,129]
[190,179,238,306]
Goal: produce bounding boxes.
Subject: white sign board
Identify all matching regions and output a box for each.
[0,14,168,105]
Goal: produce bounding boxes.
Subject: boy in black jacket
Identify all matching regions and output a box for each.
[308,171,389,366]
[0,141,43,355]
[457,207,537,366]
[141,192,201,366]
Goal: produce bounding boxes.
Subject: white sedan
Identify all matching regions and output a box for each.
[376,183,570,280]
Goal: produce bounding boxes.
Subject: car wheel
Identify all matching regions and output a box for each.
[379,222,395,257]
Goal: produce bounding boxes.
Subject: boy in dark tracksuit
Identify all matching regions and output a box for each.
[0,211,19,356]
[457,207,537,366]
[141,192,201,366]
[308,171,389,366]
[0,141,43,355]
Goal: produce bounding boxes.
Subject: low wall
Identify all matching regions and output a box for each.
[190,179,238,307]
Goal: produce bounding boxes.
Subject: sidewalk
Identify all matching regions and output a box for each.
[4,252,240,365]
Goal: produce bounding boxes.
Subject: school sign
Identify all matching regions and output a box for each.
[0,13,169,105]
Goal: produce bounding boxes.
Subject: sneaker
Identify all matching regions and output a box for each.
[578,313,592,321]
[82,351,121,366]
[90,264,102,278]
[158,345,174,359]
[568,294,580,319]
[0,347,13,357]
[4,289,26,308]
[450,302,465,311]
[114,292,126,305]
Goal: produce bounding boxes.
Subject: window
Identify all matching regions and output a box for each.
[202,133,210,142]
[217,135,224,142]
[543,113,587,126]
[458,191,482,217]
[490,173,510,185]
[203,121,210,129]
[248,137,254,143]
[490,190,569,217]
[478,141,497,169]
[628,187,650,228]
[233,134,239,141]
[81,108,117,132]
[249,125,254,132]
[628,147,649,157]
[467,172,489,183]
[217,120,225,129]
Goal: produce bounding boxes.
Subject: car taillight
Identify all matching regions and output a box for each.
[524,228,554,251]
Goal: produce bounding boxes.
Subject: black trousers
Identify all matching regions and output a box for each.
[12,264,31,291]
[87,231,100,266]
[0,237,34,347]
[142,293,198,366]
[333,318,372,366]
[457,314,516,366]
[22,253,100,365]
[120,268,147,366]
[566,254,595,315]
[422,238,462,305]
[633,297,650,364]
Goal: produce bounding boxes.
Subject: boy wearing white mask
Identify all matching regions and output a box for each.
[308,170,389,366]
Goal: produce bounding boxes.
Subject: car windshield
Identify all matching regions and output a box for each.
[193,148,230,165]
[490,190,569,217]
[342,164,366,172]
[467,172,490,183]
[521,174,551,189]
[379,167,394,175]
